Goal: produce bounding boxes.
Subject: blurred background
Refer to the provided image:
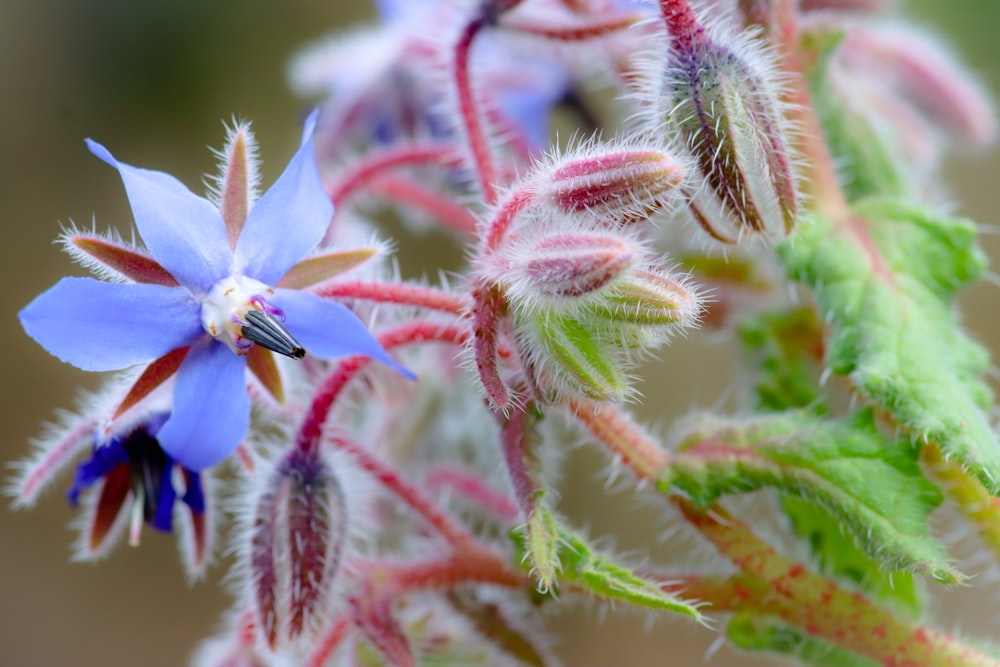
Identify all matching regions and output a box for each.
[2,1,999,665]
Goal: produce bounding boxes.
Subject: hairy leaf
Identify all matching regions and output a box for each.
[661,410,957,581]
[779,199,999,494]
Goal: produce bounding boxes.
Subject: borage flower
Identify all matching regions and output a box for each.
[67,413,211,571]
[20,111,413,472]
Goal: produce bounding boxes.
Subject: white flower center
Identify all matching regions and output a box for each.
[200,275,274,355]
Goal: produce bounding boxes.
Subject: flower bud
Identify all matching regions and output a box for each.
[506,232,637,305]
[542,148,684,223]
[592,269,701,328]
[249,446,347,649]
[519,313,627,401]
[659,8,798,242]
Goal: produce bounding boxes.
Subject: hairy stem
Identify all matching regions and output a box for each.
[922,442,1000,564]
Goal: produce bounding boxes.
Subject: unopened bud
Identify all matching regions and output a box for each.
[659,7,798,242]
[543,149,684,222]
[249,446,347,649]
[508,233,637,304]
[592,269,701,328]
[521,313,627,401]
[841,25,997,149]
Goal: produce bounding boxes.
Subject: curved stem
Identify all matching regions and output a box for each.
[454,14,499,205]
[315,281,471,315]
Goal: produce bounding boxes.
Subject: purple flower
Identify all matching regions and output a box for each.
[67,413,202,537]
[20,111,413,472]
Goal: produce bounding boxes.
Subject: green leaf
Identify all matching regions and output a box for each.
[661,410,957,582]
[781,495,924,617]
[727,613,880,667]
[526,502,560,592]
[779,199,1000,494]
[508,521,702,620]
[555,528,702,619]
[738,307,827,413]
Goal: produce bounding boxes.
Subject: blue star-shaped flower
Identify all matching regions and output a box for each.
[20,112,412,472]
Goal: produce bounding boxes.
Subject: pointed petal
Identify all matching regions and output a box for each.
[114,347,190,418]
[157,340,250,472]
[19,277,203,371]
[69,234,178,286]
[86,139,232,293]
[219,126,256,249]
[87,463,131,553]
[272,289,415,379]
[247,346,285,404]
[276,246,379,290]
[235,111,334,285]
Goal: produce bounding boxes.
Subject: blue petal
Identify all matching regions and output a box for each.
[497,68,569,151]
[157,340,250,472]
[235,111,334,286]
[86,139,232,294]
[19,277,203,371]
[272,289,415,379]
[152,465,176,532]
[66,440,128,506]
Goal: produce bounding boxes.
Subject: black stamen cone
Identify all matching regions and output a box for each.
[242,310,306,359]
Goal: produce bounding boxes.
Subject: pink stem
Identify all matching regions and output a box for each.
[501,13,641,41]
[657,0,706,50]
[315,281,471,315]
[305,615,350,667]
[484,182,537,252]
[296,321,470,456]
[326,142,461,207]
[368,175,478,234]
[472,281,511,409]
[424,465,519,522]
[330,435,477,550]
[454,14,500,204]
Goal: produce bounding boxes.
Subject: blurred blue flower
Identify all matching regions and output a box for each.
[67,413,202,535]
[20,112,412,472]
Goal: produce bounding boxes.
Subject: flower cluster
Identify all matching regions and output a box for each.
[12,0,1000,666]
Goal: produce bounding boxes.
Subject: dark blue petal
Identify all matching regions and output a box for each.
[235,110,334,286]
[19,277,203,371]
[152,464,176,532]
[272,289,415,379]
[180,470,206,515]
[66,440,129,506]
[86,139,232,294]
[157,340,250,472]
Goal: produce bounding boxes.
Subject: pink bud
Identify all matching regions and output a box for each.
[543,149,684,222]
[512,232,637,301]
[841,25,997,148]
[250,447,347,649]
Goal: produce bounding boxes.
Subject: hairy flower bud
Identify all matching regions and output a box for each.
[592,268,701,328]
[658,5,798,242]
[519,313,627,401]
[505,232,637,307]
[541,148,684,222]
[249,446,347,649]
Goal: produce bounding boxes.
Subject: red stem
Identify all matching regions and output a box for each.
[501,13,641,41]
[454,14,500,205]
[305,615,350,667]
[368,174,478,234]
[315,281,471,315]
[326,142,460,207]
[329,435,477,550]
[296,320,469,455]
